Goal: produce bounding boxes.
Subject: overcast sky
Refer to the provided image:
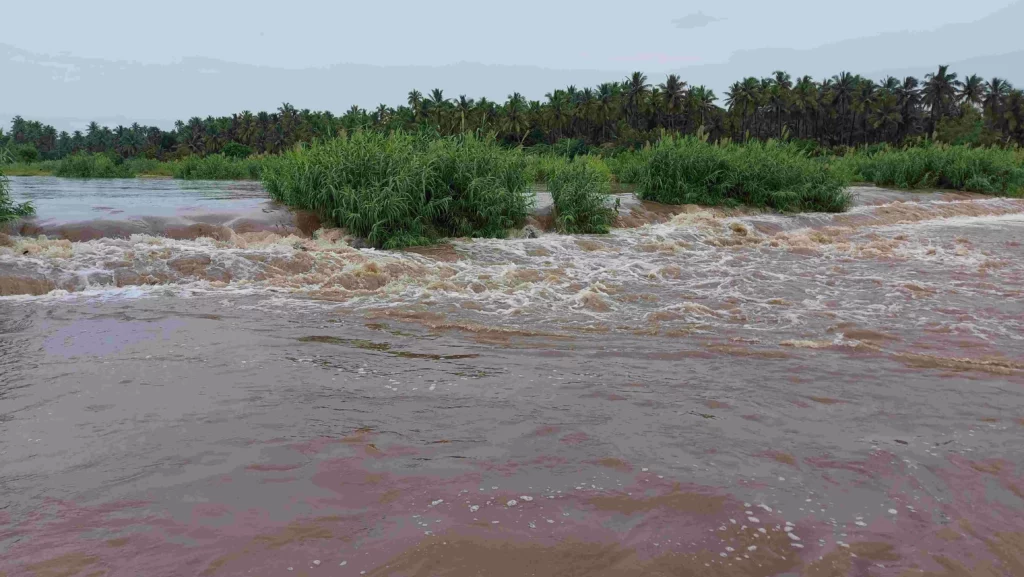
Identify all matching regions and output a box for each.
[5,0,1018,71]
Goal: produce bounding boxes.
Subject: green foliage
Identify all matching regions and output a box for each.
[2,160,62,176]
[547,156,615,234]
[262,132,534,249]
[935,108,1004,147]
[841,144,1024,195]
[525,154,571,184]
[605,152,646,185]
[172,154,263,180]
[636,137,852,212]
[54,153,137,178]
[0,151,35,223]
[11,143,40,163]
[221,142,254,159]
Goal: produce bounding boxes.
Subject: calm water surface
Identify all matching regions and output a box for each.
[1,178,1023,576]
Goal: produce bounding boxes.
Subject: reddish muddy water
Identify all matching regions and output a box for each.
[1,180,1023,576]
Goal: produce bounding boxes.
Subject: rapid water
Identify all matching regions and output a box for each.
[2,178,1023,576]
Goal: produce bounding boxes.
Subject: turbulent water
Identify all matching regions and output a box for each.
[2,178,1023,577]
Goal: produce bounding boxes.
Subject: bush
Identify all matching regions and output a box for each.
[841,144,1024,195]
[54,153,136,178]
[262,131,534,248]
[0,151,35,222]
[222,142,254,159]
[636,137,851,212]
[172,154,263,180]
[547,156,615,234]
[12,144,40,163]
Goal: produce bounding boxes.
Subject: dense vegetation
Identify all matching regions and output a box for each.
[0,152,34,223]
[2,66,1022,166]
[835,144,1024,195]
[546,157,616,233]
[635,137,852,212]
[1,64,1021,239]
[262,132,533,248]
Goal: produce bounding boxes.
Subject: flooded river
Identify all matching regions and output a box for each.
[2,177,1023,576]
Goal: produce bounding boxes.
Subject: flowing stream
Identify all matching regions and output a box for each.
[2,177,1023,576]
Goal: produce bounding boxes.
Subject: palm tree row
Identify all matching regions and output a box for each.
[2,66,1022,162]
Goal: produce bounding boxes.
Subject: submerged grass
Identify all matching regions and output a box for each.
[547,156,615,234]
[262,132,534,248]
[636,137,852,212]
[836,144,1024,196]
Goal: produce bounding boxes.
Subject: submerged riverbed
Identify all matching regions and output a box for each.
[2,177,1023,576]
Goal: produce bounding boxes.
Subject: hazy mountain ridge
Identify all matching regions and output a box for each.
[3,1,1022,132]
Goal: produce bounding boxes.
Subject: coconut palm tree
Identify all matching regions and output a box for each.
[658,74,686,130]
[502,93,529,142]
[958,74,985,110]
[625,72,650,130]
[923,65,961,134]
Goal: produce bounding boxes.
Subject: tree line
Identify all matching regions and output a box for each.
[2,65,1022,163]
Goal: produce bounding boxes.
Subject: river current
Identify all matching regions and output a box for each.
[1,177,1023,576]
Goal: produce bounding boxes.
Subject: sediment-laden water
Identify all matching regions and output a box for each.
[2,178,1023,576]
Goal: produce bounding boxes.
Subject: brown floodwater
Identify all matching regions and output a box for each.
[2,180,1024,576]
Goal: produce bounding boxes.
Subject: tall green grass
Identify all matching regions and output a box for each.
[636,137,852,212]
[605,152,646,185]
[525,154,570,184]
[262,132,534,248]
[547,157,615,234]
[55,154,136,178]
[172,154,264,180]
[1,151,35,223]
[837,144,1024,196]
[2,159,62,176]
[51,154,172,178]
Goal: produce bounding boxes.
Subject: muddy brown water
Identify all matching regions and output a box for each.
[2,178,1024,576]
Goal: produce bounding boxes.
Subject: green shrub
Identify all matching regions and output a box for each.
[0,151,35,222]
[222,142,254,159]
[636,137,851,212]
[12,144,40,163]
[172,154,263,180]
[547,156,615,234]
[842,144,1024,195]
[54,153,136,178]
[262,131,534,248]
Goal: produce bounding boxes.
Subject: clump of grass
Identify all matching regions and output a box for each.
[636,137,851,212]
[54,153,138,178]
[2,160,62,176]
[547,156,615,234]
[840,144,1024,195]
[172,154,263,180]
[1,152,35,222]
[606,151,646,185]
[262,131,534,248]
[525,154,570,184]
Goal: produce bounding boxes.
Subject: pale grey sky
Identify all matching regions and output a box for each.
[5,0,1018,71]
[4,0,1023,129]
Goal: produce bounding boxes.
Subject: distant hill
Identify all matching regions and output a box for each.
[670,1,1024,88]
[2,1,1021,131]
